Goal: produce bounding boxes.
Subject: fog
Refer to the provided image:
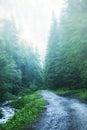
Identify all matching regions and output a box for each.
[0,0,65,58]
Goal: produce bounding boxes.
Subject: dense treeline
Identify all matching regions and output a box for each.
[45,0,87,89]
[0,0,87,102]
[0,19,43,102]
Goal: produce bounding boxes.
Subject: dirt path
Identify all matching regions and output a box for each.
[26,90,87,130]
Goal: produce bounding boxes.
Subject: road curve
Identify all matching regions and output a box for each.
[26,90,87,130]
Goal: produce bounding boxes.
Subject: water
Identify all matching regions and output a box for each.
[0,101,16,124]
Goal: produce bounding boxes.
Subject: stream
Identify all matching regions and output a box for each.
[0,101,16,124]
[1,90,87,130]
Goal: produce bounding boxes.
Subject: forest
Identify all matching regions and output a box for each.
[0,0,87,130]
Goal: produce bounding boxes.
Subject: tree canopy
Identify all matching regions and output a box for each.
[0,19,43,102]
[44,0,87,89]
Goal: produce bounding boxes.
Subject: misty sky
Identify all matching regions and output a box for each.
[0,0,65,59]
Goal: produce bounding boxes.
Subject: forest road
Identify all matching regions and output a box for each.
[27,90,87,130]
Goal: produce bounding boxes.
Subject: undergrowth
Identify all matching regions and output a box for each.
[0,90,45,130]
[53,88,87,99]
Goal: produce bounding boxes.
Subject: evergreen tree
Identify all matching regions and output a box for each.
[45,0,87,89]
[45,14,59,89]
[60,0,87,88]
[20,43,43,89]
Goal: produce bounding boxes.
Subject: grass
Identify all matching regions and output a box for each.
[53,88,71,95]
[53,88,87,99]
[74,88,87,99]
[0,90,45,130]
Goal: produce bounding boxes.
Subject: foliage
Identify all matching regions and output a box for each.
[74,89,87,99]
[44,14,60,89]
[53,88,71,95]
[44,0,87,90]
[53,88,87,99]
[19,44,43,88]
[0,91,45,130]
[0,18,43,102]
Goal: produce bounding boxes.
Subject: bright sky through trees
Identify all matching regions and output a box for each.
[0,0,65,60]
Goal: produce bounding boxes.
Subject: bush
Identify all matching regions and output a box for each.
[18,88,32,96]
[29,83,38,92]
[0,91,45,130]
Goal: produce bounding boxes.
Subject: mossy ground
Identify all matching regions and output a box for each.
[0,90,45,130]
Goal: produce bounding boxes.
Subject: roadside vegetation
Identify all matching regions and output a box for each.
[0,90,45,130]
[53,88,87,99]
[0,0,87,129]
[44,0,87,94]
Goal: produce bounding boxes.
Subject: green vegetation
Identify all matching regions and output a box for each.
[44,0,87,91]
[0,0,87,102]
[0,0,87,129]
[0,18,43,102]
[74,89,87,99]
[0,91,45,130]
[53,88,71,95]
[53,88,87,99]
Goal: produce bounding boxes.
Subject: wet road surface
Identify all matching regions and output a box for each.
[26,90,87,130]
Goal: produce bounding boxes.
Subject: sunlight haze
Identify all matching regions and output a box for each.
[0,0,65,60]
